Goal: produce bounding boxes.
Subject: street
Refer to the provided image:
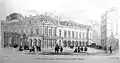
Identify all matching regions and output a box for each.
[0,47,120,63]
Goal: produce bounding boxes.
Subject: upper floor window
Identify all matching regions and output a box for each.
[83,33,84,39]
[64,30,67,37]
[44,27,48,36]
[68,31,71,37]
[53,28,56,36]
[36,28,39,35]
[79,32,81,39]
[76,32,78,38]
[72,31,74,38]
[59,30,61,37]
[48,28,51,36]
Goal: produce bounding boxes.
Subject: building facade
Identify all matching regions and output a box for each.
[101,9,119,50]
[1,13,92,48]
[57,21,92,47]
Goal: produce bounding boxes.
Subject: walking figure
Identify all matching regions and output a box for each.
[109,46,112,54]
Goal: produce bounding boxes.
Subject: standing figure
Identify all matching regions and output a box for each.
[81,47,83,53]
[84,47,88,53]
[19,45,23,51]
[29,46,35,53]
[60,46,63,53]
[78,47,80,53]
[55,44,59,53]
[74,47,78,53]
[109,46,112,54]
[37,45,41,52]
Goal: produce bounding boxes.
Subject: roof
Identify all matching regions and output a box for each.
[59,20,91,29]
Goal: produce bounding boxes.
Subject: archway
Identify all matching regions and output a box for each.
[72,41,74,47]
[83,42,85,46]
[63,41,67,47]
[68,41,71,47]
[79,41,81,47]
[34,38,37,46]
[75,41,78,47]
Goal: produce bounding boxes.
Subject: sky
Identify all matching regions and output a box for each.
[0,0,120,35]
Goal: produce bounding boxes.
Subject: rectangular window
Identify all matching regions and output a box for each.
[53,28,56,36]
[59,30,61,37]
[76,32,78,38]
[44,27,48,36]
[72,31,74,38]
[21,29,23,33]
[31,29,33,35]
[83,33,84,39]
[36,28,39,35]
[68,31,70,37]
[79,32,81,38]
[64,30,67,37]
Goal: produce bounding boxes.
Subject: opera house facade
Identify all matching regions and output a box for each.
[1,13,92,48]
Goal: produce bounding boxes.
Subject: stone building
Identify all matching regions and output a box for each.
[101,9,119,50]
[57,20,92,47]
[1,13,92,48]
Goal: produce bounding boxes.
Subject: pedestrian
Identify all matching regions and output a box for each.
[81,47,83,53]
[37,45,41,52]
[78,47,80,53]
[55,44,59,53]
[84,47,88,53]
[109,46,112,54]
[74,47,78,53]
[60,46,63,53]
[19,45,23,51]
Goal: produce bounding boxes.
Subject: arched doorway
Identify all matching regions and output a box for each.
[72,41,74,47]
[75,41,78,47]
[83,42,85,46]
[34,38,37,46]
[68,41,71,47]
[79,41,81,47]
[63,41,67,47]
[59,40,61,46]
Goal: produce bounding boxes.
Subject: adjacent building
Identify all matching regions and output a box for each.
[101,9,119,50]
[1,13,92,48]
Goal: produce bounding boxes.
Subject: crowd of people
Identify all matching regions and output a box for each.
[18,45,41,53]
[74,46,88,53]
[12,43,113,54]
[54,44,63,53]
